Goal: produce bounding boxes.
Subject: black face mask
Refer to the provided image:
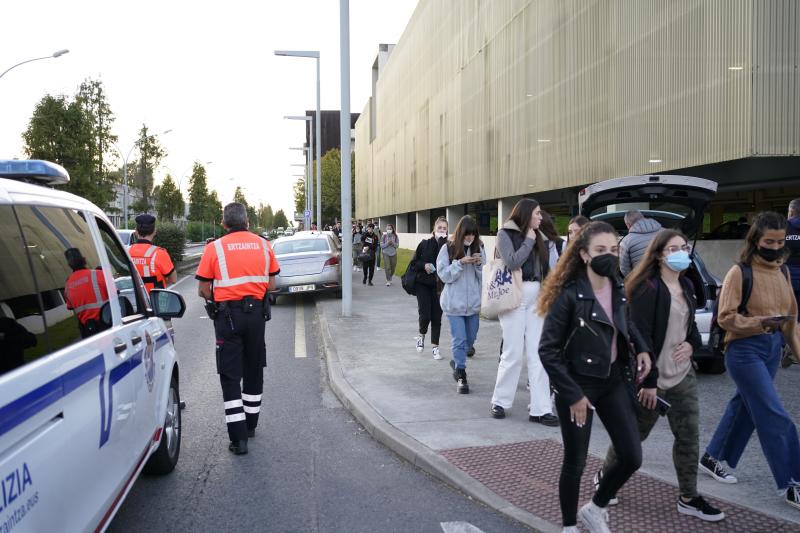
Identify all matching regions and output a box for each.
[757,246,783,262]
[589,253,619,278]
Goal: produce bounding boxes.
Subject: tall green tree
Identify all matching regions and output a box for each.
[187,162,210,221]
[314,149,356,225]
[293,179,306,217]
[76,79,117,184]
[155,175,185,221]
[130,124,167,213]
[233,186,248,207]
[206,189,223,223]
[259,204,274,229]
[22,92,116,207]
[273,209,289,228]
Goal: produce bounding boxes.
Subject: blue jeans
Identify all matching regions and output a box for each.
[447,314,480,369]
[706,333,800,489]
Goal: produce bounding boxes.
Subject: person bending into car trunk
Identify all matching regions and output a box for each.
[414,216,448,360]
[597,230,724,522]
[538,221,652,533]
[701,212,800,512]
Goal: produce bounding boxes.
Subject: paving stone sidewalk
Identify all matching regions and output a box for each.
[314,270,800,531]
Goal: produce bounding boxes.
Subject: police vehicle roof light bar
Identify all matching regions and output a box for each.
[0,159,70,185]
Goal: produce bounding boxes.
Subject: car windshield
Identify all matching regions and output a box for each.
[273,239,330,255]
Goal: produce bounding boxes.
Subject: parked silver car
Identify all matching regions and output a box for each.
[579,174,725,373]
[269,232,342,303]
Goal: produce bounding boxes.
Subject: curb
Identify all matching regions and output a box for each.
[315,303,559,533]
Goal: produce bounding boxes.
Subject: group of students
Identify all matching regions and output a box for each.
[406,198,800,533]
[352,222,400,286]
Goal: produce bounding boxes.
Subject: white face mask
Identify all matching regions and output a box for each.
[386,229,393,234]
[463,239,474,248]
[435,231,447,239]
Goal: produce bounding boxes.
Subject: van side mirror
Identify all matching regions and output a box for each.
[149,289,186,319]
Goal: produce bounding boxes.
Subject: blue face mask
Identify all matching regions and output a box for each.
[665,250,692,272]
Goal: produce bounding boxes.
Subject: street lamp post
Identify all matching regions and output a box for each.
[340,0,353,317]
[112,128,172,228]
[0,49,69,80]
[274,50,322,228]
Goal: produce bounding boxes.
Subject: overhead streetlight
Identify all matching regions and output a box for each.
[111,128,172,228]
[0,49,70,80]
[275,49,322,229]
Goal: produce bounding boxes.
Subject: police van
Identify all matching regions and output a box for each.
[0,160,186,532]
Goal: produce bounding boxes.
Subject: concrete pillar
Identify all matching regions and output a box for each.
[395,214,408,233]
[498,198,516,225]
[446,205,466,224]
[415,210,431,234]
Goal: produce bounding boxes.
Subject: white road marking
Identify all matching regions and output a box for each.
[172,274,194,288]
[295,300,307,358]
[440,522,486,533]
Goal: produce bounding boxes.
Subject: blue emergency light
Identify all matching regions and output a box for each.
[0,159,70,185]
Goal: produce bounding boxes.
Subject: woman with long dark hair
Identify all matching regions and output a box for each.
[538,221,651,533]
[540,211,566,260]
[413,216,448,360]
[567,216,590,245]
[490,198,559,425]
[436,215,486,394]
[595,230,724,521]
[701,212,800,511]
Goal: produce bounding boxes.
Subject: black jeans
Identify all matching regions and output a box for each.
[554,362,642,527]
[416,284,442,345]
[362,259,375,282]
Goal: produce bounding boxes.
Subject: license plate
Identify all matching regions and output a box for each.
[289,284,315,293]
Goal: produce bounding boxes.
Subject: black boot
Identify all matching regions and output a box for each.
[229,440,248,455]
[456,368,469,394]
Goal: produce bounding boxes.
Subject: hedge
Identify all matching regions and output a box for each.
[153,223,186,263]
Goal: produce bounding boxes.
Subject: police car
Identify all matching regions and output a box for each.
[0,160,186,532]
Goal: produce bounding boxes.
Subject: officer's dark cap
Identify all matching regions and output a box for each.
[64,248,87,269]
[135,214,156,234]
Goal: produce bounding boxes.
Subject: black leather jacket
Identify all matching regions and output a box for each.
[539,275,649,407]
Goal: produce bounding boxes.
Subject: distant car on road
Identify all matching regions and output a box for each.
[117,229,136,248]
[579,174,725,373]
[270,232,342,303]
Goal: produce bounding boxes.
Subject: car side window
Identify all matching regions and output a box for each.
[95,218,148,320]
[0,206,46,375]
[12,206,108,357]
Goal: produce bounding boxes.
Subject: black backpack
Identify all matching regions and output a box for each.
[709,262,790,353]
[401,259,418,296]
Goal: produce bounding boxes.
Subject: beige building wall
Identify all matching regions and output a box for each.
[356,0,799,220]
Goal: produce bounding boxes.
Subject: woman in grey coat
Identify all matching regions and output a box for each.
[437,215,486,394]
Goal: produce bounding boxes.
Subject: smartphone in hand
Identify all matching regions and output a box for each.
[772,315,795,322]
[656,396,671,416]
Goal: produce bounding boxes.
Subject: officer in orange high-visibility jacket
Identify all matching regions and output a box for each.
[196,202,280,455]
[63,248,111,338]
[129,214,176,292]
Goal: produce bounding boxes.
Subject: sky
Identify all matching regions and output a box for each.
[0,0,418,221]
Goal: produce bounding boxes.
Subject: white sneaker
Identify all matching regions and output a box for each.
[562,527,580,533]
[416,336,425,352]
[578,502,611,533]
[432,346,442,360]
[376,266,381,271]
[386,281,391,286]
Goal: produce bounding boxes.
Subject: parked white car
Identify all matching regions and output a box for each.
[0,160,187,532]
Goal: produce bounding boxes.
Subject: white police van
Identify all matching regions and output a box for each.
[0,160,186,532]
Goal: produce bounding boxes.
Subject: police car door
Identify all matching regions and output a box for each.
[0,205,137,533]
[93,218,168,469]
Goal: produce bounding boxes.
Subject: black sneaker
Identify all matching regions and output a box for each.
[786,482,800,511]
[456,368,469,394]
[247,428,255,439]
[699,453,738,484]
[490,404,505,419]
[677,496,725,522]
[467,346,475,358]
[592,469,619,506]
[529,413,560,427]
[229,440,248,455]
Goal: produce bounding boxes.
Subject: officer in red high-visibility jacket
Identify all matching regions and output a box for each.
[196,203,280,455]
[63,248,111,338]
[129,214,176,292]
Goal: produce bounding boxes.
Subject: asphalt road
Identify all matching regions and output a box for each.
[109,277,526,533]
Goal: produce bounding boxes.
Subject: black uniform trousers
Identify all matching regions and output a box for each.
[214,301,267,442]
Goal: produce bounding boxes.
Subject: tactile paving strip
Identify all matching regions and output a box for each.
[441,439,797,532]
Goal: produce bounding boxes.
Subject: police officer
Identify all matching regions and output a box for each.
[784,199,800,367]
[63,248,110,338]
[129,214,177,292]
[196,202,280,455]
